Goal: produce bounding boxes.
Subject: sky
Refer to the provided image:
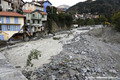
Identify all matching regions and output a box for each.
[23,0,86,7]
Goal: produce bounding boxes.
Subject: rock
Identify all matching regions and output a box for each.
[69,55,73,59]
[50,65,59,70]
[48,75,56,80]
[68,69,76,77]
[75,73,83,80]
[81,51,87,55]
[109,69,117,74]
[74,50,79,54]
[58,70,64,74]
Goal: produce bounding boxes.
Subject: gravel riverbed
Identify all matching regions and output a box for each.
[1,26,120,80]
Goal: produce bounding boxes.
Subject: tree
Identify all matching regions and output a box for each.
[78,19,85,26]
[99,15,108,25]
[112,12,120,31]
[87,19,95,26]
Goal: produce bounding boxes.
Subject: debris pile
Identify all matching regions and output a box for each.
[23,33,119,80]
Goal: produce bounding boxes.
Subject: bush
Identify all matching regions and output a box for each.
[112,12,120,31]
[87,19,95,26]
[26,49,41,67]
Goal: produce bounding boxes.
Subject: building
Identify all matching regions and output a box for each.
[57,8,65,14]
[34,0,52,12]
[0,0,24,13]
[11,0,24,13]
[22,2,44,12]
[23,10,47,35]
[0,12,25,40]
[43,0,52,12]
[0,0,13,11]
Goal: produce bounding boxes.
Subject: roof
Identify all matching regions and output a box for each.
[44,0,52,5]
[22,2,43,7]
[40,12,47,15]
[36,0,52,5]
[23,10,32,13]
[31,10,47,15]
[57,8,65,12]
[0,12,25,17]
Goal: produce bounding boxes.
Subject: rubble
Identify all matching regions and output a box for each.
[1,27,120,80]
[22,28,120,80]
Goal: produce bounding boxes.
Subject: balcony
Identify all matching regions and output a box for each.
[31,16,41,20]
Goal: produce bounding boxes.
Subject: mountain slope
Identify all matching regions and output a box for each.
[67,0,120,14]
[58,5,70,11]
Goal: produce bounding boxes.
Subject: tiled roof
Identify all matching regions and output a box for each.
[23,10,33,13]
[40,12,47,15]
[0,12,25,17]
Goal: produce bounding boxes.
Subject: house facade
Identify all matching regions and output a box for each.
[0,12,25,40]
[23,10,47,35]
[22,2,44,12]
[0,0,13,11]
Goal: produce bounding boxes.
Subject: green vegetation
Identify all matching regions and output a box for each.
[112,12,120,31]
[53,37,62,40]
[87,19,95,26]
[67,0,120,15]
[75,15,108,26]
[26,49,41,67]
[46,6,73,33]
[99,15,108,25]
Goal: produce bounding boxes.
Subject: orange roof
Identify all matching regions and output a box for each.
[40,12,47,15]
[23,10,33,13]
[0,12,25,17]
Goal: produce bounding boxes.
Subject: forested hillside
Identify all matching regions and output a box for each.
[67,0,120,15]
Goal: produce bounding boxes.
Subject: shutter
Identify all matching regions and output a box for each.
[1,17,4,23]
[10,25,12,31]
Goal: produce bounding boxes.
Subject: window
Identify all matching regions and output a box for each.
[15,25,18,31]
[27,20,30,23]
[14,17,18,24]
[6,17,10,24]
[7,25,10,31]
[42,15,44,18]
[38,14,39,18]
[28,4,30,7]
[33,20,35,24]
[31,5,33,8]
[28,13,29,17]
[0,25,2,31]
[38,20,40,24]
[33,14,35,17]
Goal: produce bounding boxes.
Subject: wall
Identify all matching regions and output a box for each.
[1,0,12,11]
[22,3,44,11]
[0,16,24,40]
[44,2,51,12]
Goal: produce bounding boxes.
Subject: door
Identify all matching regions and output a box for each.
[0,35,4,40]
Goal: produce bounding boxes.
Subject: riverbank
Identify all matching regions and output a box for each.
[1,26,120,80]
[23,26,120,80]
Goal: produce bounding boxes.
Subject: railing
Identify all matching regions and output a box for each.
[31,16,41,20]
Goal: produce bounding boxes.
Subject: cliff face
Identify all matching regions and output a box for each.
[45,21,69,33]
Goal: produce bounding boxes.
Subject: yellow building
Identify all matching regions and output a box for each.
[22,2,44,11]
[0,12,25,40]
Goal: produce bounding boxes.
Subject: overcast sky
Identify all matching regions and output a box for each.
[23,0,86,7]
